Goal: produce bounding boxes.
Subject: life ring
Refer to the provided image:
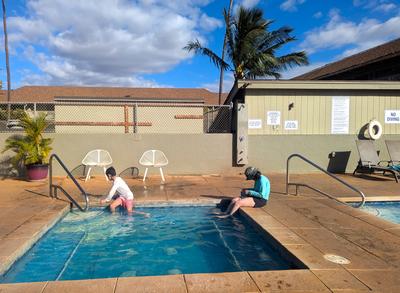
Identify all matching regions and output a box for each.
[368,120,383,140]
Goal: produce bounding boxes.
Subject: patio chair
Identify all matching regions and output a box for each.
[353,140,399,183]
[139,150,168,182]
[385,140,400,167]
[82,149,113,182]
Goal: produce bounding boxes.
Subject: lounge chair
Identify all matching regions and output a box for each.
[385,140,400,167]
[353,140,399,183]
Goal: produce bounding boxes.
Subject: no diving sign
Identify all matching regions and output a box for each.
[385,110,400,124]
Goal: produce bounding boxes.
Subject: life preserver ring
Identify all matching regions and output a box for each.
[368,120,382,140]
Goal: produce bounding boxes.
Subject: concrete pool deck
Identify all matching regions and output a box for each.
[0,173,399,292]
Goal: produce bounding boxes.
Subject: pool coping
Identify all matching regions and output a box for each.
[338,195,400,202]
[1,197,399,292]
[0,204,70,276]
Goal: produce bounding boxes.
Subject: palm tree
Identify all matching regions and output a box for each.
[185,6,308,89]
[2,112,53,166]
[218,0,234,104]
[2,0,11,120]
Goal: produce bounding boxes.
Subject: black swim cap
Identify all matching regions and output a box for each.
[105,167,116,177]
[244,166,258,180]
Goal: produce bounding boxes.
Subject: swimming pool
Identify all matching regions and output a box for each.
[357,201,400,224]
[1,206,296,283]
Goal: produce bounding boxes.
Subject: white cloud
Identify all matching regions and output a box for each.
[199,13,223,31]
[300,9,400,55]
[7,0,221,87]
[233,0,261,13]
[281,62,327,79]
[22,46,162,87]
[202,73,234,93]
[353,0,398,12]
[280,0,306,12]
[240,0,261,9]
[374,3,397,12]
[313,11,323,19]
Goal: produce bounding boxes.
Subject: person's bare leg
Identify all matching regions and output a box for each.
[217,197,255,218]
[110,198,122,213]
[132,210,150,217]
[214,197,240,215]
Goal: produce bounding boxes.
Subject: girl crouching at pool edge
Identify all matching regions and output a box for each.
[100,167,149,217]
[217,167,270,219]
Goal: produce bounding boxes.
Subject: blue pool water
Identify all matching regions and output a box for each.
[357,201,400,224]
[1,206,294,283]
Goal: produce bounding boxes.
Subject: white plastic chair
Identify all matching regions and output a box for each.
[139,150,168,181]
[82,149,113,182]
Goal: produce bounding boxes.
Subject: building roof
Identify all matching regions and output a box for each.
[293,38,400,80]
[237,80,400,91]
[0,86,225,105]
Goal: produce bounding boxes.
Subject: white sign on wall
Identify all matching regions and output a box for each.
[284,120,298,130]
[267,111,281,125]
[331,96,350,134]
[385,110,400,124]
[248,119,262,129]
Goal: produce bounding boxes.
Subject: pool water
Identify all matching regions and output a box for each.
[357,201,400,224]
[1,206,295,283]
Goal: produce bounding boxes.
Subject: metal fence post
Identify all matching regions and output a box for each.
[133,103,137,133]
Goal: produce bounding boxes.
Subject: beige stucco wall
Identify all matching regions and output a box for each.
[54,105,203,134]
[1,133,400,176]
[246,89,400,135]
[0,134,234,176]
[248,134,400,173]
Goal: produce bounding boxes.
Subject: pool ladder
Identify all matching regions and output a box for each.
[49,153,89,211]
[286,154,365,208]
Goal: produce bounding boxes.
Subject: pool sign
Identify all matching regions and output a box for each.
[331,96,349,134]
[248,119,262,129]
[385,110,400,124]
[267,111,280,125]
[284,120,298,130]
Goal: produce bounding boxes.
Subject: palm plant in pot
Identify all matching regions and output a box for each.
[2,112,53,181]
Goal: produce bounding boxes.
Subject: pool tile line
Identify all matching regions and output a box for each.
[182,274,189,293]
[309,268,372,292]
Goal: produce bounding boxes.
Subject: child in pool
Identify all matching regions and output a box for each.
[100,167,149,217]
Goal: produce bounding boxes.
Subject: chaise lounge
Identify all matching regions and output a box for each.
[385,140,400,167]
[353,140,399,183]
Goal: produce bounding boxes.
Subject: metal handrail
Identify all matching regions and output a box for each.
[286,153,365,208]
[49,154,89,211]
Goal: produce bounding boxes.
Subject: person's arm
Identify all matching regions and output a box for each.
[245,177,268,199]
[246,189,263,198]
[100,182,118,203]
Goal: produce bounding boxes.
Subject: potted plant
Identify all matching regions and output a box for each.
[2,112,53,181]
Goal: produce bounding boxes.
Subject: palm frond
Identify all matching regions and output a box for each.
[184,40,230,71]
[276,51,309,71]
[2,112,52,166]
[185,5,309,82]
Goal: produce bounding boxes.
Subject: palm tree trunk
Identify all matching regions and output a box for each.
[218,0,233,105]
[2,0,11,120]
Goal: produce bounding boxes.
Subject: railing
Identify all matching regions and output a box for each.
[286,153,365,208]
[49,154,89,211]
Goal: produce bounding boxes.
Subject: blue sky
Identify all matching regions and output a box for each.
[0,0,399,92]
